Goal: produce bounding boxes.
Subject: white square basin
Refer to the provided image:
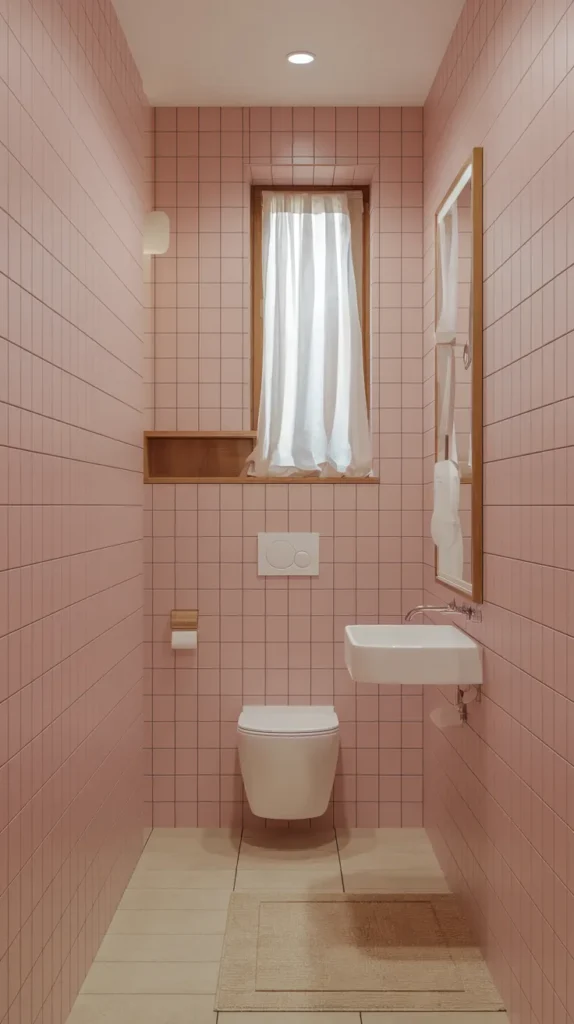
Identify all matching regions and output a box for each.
[344,624,483,686]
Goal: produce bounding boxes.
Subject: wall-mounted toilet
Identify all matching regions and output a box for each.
[237,705,340,820]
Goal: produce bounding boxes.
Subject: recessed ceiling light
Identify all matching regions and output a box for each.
[287,51,315,65]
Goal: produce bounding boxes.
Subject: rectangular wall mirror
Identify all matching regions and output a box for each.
[433,148,483,602]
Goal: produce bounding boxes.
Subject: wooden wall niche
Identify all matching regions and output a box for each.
[144,432,256,483]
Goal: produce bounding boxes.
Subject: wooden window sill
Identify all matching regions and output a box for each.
[145,475,380,484]
[144,431,378,484]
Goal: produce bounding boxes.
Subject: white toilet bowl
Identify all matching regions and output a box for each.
[237,705,340,820]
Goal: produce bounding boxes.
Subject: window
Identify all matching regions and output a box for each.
[249,187,371,478]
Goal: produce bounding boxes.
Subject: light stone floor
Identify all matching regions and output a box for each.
[67,828,509,1024]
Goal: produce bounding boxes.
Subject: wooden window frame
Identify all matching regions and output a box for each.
[250,185,371,430]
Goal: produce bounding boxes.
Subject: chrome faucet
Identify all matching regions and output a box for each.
[405,599,482,623]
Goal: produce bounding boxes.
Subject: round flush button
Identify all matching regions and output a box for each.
[294,550,311,568]
[267,540,295,570]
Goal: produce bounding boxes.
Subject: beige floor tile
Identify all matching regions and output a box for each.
[107,909,228,934]
[119,887,231,910]
[340,849,445,870]
[237,853,342,871]
[96,933,224,962]
[137,847,238,871]
[337,828,436,859]
[337,826,425,842]
[81,961,220,994]
[240,829,336,845]
[242,826,336,837]
[340,867,450,893]
[338,827,448,893]
[339,847,444,867]
[145,828,240,854]
[66,994,216,1024]
[149,827,239,840]
[220,1015,361,1024]
[238,832,339,869]
[127,868,236,889]
[234,868,343,891]
[361,1016,509,1023]
[339,847,445,866]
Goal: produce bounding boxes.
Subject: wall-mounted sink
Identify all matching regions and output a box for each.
[344,624,482,686]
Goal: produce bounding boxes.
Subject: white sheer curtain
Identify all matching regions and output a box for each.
[248,191,372,477]
[433,200,463,580]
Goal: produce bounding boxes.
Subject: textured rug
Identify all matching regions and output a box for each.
[216,892,505,1012]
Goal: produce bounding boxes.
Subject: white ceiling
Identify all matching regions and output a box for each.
[112,0,465,107]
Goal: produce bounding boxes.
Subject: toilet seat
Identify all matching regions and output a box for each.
[237,705,340,819]
[238,704,339,737]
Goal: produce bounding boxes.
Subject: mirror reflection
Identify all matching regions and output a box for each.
[433,149,483,601]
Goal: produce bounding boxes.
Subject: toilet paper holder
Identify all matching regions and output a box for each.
[170,609,198,632]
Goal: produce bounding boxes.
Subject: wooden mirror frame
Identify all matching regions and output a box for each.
[434,147,483,603]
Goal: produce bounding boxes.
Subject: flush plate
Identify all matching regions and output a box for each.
[258,533,319,576]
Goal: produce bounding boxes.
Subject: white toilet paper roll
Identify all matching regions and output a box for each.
[171,630,197,650]
[429,705,462,729]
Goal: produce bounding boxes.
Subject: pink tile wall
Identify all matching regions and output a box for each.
[145,107,425,828]
[0,1,147,1021]
[423,2,574,1022]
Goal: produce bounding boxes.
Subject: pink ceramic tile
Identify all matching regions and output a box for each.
[293,107,314,131]
[336,107,358,131]
[146,104,430,836]
[423,3,573,1020]
[314,107,336,131]
[3,1,148,1018]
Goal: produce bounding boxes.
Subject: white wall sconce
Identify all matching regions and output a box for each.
[143,210,170,255]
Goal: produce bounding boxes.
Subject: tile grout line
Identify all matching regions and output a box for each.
[232,828,243,892]
[218,828,243,1023]
[334,826,346,893]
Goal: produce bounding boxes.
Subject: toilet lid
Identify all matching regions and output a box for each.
[238,705,339,735]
